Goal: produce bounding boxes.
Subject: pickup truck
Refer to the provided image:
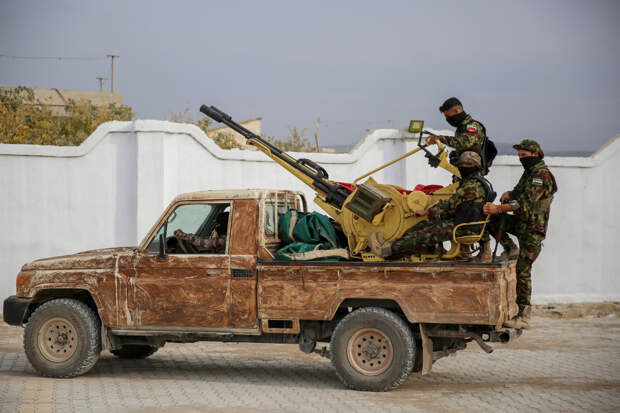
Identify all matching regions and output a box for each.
[3,189,519,391]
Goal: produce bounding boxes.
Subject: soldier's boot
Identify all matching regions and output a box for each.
[504,304,531,329]
[459,244,474,259]
[474,240,492,262]
[368,232,392,258]
[512,305,531,329]
[498,240,519,261]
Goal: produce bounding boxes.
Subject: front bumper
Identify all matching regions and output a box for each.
[3,296,32,326]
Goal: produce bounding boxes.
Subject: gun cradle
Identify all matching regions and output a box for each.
[315,177,458,256]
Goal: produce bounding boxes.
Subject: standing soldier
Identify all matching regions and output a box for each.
[483,139,557,329]
[426,97,493,168]
[427,97,497,260]
[368,151,495,258]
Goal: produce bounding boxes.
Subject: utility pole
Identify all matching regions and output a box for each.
[106,54,119,92]
[314,117,321,152]
[96,77,107,92]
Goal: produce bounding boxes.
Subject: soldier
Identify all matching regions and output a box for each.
[368,151,495,258]
[173,212,228,253]
[483,139,557,329]
[426,97,488,162]
[427,97,496,259]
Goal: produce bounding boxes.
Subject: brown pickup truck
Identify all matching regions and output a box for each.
[3,189,519,391]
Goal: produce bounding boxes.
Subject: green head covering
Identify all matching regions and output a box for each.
[513,139,544,158]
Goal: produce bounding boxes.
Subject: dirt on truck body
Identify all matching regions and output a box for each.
[3,189,520,391]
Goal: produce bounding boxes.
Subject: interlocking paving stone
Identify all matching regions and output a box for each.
[1,316,618,412]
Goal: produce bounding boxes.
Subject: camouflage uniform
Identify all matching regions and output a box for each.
[176,232,226,253]
[439,114,486,155]
[391,172,492,255]
[487,140,557,306]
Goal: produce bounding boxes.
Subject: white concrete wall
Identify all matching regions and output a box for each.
[1,120,618,304]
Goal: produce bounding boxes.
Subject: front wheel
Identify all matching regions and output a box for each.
[24,298,101,378]
[330,307,415,391]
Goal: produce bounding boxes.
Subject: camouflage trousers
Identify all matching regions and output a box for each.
[391,219,455,255]
[487,214,544,306]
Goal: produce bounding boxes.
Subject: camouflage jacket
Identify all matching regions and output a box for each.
[177,232,227,251]
[428,173,490,221]
[508,161,557,235]
[440,114,486,154]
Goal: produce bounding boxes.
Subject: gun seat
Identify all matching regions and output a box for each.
[417,215,490,261]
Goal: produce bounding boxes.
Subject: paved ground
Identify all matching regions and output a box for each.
[1,310,619,413]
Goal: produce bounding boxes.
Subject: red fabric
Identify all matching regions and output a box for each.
[335,182,443,195]
[413,184,443,194]
[335,182,355,193]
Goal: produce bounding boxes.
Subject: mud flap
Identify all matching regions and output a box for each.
[419,323,433,375]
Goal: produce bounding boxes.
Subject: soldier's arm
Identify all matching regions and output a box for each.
[442,123,484,151]
[428,184,467,219]
[176,232,214,249]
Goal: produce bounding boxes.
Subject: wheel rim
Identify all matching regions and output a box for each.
[38,317,78,362]
[346,327,394,376]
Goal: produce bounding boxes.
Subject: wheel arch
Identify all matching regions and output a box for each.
[25,288,105,325]
[333,298,407,320]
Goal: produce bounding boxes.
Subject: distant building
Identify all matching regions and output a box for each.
[0,86,122,117]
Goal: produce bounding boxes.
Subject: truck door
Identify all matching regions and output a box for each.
[132,202,234,330]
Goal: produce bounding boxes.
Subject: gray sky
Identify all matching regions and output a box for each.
[1,0,618,152]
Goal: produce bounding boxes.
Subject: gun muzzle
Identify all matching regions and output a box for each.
[200,105,231,123]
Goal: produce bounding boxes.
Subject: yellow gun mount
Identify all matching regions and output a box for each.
[200,105,466,259]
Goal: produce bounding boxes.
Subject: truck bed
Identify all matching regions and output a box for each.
[257,259,518,328]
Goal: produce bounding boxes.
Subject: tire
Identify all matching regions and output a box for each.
[330,307,415,391]
[110,345,159,359]
[24,298,101,378]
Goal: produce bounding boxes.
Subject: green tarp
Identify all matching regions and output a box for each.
[274,210,348,261]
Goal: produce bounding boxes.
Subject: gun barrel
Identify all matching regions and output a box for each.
[200,104,349,208]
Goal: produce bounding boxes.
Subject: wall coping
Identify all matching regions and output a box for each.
[0,120,617,169]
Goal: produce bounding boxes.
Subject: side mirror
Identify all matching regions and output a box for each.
[157,233,167,260]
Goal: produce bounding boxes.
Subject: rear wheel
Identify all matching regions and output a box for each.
[24,298,101,378]
[110,345,159,359]
[330,307,415,391]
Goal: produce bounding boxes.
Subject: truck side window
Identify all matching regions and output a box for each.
[265,199,298,239]
[147,203,230,254]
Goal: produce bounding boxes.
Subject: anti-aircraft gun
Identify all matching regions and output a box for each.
[200,105,480,261]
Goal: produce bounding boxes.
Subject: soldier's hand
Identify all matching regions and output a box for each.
[483,203,499,215]
[414,210,428,217]
[174,229,184,237]
[500,191,511,203]
[426,136,438,145]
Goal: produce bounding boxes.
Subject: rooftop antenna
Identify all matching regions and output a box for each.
[106,54,119,92]
[96,77,107,92]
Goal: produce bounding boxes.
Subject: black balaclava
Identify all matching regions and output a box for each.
[457,166,478,178]
[446,111,468,127]
[519,156,541,170]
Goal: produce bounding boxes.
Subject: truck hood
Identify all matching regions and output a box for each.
[21,247,137,271]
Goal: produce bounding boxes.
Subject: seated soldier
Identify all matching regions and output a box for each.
[174,211,228,253]
[368,151,495,259]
